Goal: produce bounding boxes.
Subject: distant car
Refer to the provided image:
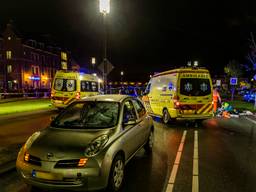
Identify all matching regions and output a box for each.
[243,91,256,102]
[16,95,154,192]
[119,87,139,97]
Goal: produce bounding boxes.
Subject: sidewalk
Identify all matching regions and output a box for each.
[0,101,57,175]
[0,98,54,117]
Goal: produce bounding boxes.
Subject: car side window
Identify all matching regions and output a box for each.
[123,100,137,123]
[133,99,146,118]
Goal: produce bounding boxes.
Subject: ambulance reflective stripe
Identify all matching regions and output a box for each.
[197,103,212,114]
[202,104,213,114]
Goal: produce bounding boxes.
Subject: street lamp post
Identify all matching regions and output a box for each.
[99,0,110,93]
[121,71,124,86]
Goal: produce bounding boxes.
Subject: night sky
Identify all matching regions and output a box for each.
[1,0,256,81]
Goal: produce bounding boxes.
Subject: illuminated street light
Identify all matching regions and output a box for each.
[99,0,110,93]
[99,0,110,14]
[91,57,96,65]
[121,71,124,85]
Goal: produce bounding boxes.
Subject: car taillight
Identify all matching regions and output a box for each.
[174,101,180,109]
[173,95,180,100]
[76,92,80,99]
[51,91,55,98]
[173,95,180,109]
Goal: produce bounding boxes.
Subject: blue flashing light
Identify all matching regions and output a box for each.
[29,76,40,81]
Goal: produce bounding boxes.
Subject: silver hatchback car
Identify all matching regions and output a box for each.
[16,94,154,191]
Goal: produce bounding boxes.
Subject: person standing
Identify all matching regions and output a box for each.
[213,87,221,113]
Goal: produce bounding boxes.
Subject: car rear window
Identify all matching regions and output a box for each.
[54,79,76,92]
[180,78,211,96]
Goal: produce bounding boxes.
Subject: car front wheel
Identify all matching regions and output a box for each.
[108,154,125,192]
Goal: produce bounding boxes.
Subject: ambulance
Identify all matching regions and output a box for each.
[51,70,100,108]
[142,67,213,123]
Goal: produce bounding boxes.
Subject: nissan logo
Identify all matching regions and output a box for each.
[47,152,54,159]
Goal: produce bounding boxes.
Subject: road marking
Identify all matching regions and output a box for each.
[166,130,187,192]
[245,117,256,124]
[192,130,199,192]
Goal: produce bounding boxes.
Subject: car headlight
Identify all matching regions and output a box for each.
[24,131,41,150]
[84,135,109,157]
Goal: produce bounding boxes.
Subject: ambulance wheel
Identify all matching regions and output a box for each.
[162,109,170,124]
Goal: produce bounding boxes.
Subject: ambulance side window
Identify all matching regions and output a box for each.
[144,83,151,95]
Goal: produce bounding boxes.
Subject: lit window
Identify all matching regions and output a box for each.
[61,52,67,61]
[7,65,12,73]
[8,36,11,40]
[6,51,12,59]
[61,61,67,70]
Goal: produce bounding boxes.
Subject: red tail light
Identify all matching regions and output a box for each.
[174,101,180,109]
[51,91,55,98]
[76,92,80,99]
[173,95,180,109]
[173,95,180,100]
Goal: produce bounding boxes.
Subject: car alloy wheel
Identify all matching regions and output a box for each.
[108,154,125,191]
[163,109,170,124]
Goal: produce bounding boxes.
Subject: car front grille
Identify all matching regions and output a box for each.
[54,159,80,168]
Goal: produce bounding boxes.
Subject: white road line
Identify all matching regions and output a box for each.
[245,117,256,124]
[192,130,199,192]
[166,130,187,192]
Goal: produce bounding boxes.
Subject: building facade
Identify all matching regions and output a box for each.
[0,23,71,92]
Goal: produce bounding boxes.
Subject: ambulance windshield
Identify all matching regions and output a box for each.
[180,78,211,96]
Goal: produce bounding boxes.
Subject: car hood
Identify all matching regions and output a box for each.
[27,127,114,161]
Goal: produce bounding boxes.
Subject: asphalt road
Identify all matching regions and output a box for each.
[1,113,256,192]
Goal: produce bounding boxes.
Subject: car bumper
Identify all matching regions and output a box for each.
[177,113,213,120]
[16,153,108,191]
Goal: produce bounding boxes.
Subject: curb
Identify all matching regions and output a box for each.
[0,160,16,175]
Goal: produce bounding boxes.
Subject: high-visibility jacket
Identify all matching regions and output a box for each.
[213,89,221,103]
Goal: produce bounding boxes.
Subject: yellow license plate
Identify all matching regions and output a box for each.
[183,110,195,114]
[32,170,62,180]
[54,100,63,104]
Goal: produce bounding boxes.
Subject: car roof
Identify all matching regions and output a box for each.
[80,94,132,103]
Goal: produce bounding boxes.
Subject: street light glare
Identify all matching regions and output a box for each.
[121,71,124,76]
[99,0,110,14]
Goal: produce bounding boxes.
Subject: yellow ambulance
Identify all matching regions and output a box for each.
[51,70,100,108]
[142,67,213,123]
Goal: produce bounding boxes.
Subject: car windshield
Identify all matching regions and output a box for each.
[180,78,211,96]
[51,101,120,129]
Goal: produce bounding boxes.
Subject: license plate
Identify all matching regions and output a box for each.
[32,170,62,180]
[182,110,195,114]
[54,100,63,104]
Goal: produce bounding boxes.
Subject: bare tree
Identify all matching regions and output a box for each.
[246,32,256,71]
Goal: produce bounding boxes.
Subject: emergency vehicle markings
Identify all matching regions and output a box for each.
[165,130,200,192]
[166,130,187,192]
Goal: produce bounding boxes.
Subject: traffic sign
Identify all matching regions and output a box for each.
[98,59,114,75]
[230,77,237,85]
[216,80,221,86]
